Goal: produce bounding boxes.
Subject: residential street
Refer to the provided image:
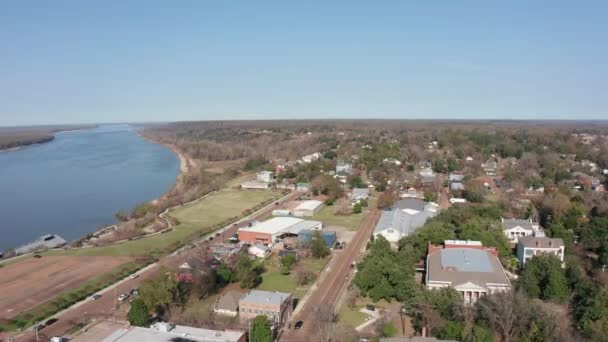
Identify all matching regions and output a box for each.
[279,208,381,342]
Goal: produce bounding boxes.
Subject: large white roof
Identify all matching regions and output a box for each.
[295,200,324,211]
[239,217,304,235]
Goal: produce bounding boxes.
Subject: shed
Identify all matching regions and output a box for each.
[297,229,337,248]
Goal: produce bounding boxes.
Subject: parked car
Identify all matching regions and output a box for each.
[45,318,58,326]
[294,320,304,329]
[33,254,42,259]
[130,288,139,296]
[91,294,102,301]
[130,273,139,279]
[208,236,214,241]
[118,294,129,301]
[366,304,376,311]
[215,232,221,237]
[50,337,66,342]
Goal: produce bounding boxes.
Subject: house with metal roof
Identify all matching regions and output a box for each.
[351,188,370,202]
[101,322,246,342]
[373,199,439,243]
[426,240,511,304]
[516,236,565,267]
[501,218,543,243]
[239,290,293,326]
[238,217,322,244]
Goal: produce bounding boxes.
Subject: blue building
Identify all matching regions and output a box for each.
[297,229,337,248]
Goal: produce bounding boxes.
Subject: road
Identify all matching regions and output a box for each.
[280,208,381,342]
[9,190,301,342]
[437,173,450,210]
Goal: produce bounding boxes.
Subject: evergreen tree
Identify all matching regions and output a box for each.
[250,315,272,342]
[311,231,330,258]
[127,299,150,327]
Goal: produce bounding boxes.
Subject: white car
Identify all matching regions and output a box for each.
[118,294,129,301]
[130,274,139,279]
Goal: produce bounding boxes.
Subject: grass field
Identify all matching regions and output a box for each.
[338,305,370,327]
[257,256,328,298]
[312,206,364,230]
[45,190,280,258]
[223,173,255,189]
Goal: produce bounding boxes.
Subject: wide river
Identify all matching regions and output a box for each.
[0,125,180,251]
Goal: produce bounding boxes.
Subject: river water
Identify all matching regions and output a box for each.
[0,125,180,251]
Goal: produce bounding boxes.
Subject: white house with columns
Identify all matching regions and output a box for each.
[425,240,511,305]
[501,218,543,243]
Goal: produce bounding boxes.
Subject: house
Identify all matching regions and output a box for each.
[516,236,565,267]
[448,173,465,183]
[239,290,293,326]
[351,188,370,202]
[425,240,511,304]
[374,199,439,243]
[299,152,321,163]
[481,159,498,176]
[296,182,310,191]
[207,245,243,261]
[101,322,246,342]
[214,291,243,317]
[336,161,353,174]
[257,171,274,183]
[293,200,324,217]
[501,218,542,243]
[297,229,337,248]
[248,244,271,258]
[450,182,465,191]
[400,187,424,199]
[383,158,402,166]
[238,217,322,244]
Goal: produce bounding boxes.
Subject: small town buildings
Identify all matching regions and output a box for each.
[257,171,274,183]
[425,240,511,304]
[296,182,311,191]
[351,188,370,202]
[177,259,210,283]
[14,234,67,255]
[336,161,353,174]
[516,236,565,267]
[207,245,243,261]
[214,291,243,317]
[400,187,424,199]
[293,200,324,217]
[248,244,271,258]
[501,218,543,243]
[238,217,322,244]
[374,199,439,243]
[448,173,465,183]
[239,290,293,326]
[481,159,498,176]
[297,229,337,247]
[101,322,246,342]
[272,209,291,216]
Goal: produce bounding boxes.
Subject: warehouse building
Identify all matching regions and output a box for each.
[297,229,337,248]
[293,200,324,217]
[238,217,322,244]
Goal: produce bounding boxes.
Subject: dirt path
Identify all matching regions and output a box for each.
[280,208,381,342]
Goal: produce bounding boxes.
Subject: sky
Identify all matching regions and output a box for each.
[1,1,607,126]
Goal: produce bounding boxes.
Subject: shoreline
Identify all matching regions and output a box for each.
[0,128,194,256]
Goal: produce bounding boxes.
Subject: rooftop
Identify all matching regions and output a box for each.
[375,199,438,237]
[239,217,303,235]
[215,291,243,312]
[427,244,510,288]
[240,290,291,306]
[101,323,245,342]
[294,200,324,211]
[518,236,564,249]
[501,218,535,231]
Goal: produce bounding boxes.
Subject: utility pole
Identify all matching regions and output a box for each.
[34,321,39,342]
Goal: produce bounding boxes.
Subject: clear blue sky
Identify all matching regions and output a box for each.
[1,1,607,126]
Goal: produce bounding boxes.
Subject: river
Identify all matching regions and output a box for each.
[0,125,180,251]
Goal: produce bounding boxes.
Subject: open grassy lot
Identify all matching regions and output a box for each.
[45,190,280,258]
[312,206,364,230]
[257,256,329,298]
[338,305,370,327]
[223,173,255,189]
[171,190,278,226]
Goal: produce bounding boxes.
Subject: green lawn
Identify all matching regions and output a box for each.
[258,272,298,293]
[256,256,329,298]
[223,173,255,189]
[312,206,364,230]
[171,189,278,226]
[45,190,280,258]
[338,305,370,327]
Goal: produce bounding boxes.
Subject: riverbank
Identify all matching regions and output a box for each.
[0,124,97,152]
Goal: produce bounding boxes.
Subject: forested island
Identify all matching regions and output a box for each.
[0,125,97,151]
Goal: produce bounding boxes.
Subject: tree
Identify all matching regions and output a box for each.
[235,253,262,288]
[377,191,397,209]
[517,255,569,303]
[139,271,179,315]
[280,254,297,275]
[127,299,150,327]
[295,265,315,285]
[323,150,337,160]
[349,176,365,189]
[377,320,398,337]
[115,209,128,222]
[353,203,362,214]
[311,231,331,258]
[250,315,272,342]
[216,264,234,285]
